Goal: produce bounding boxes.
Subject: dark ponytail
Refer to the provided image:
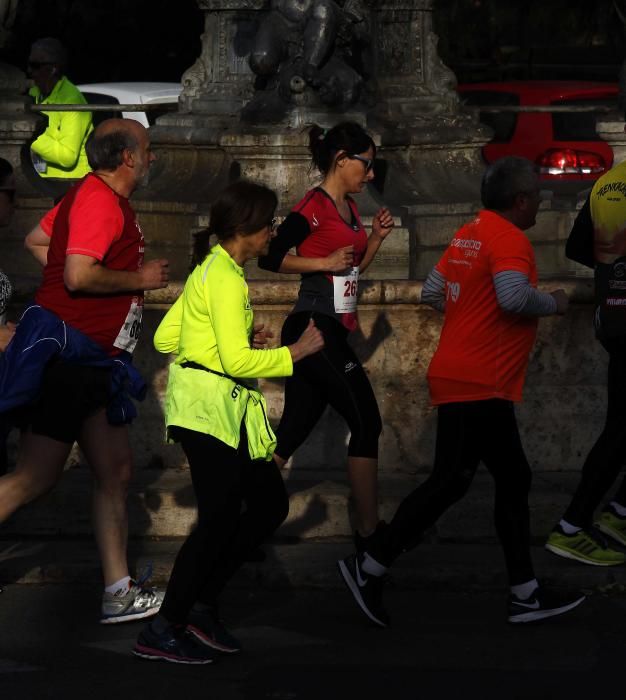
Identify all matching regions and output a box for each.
[308,121,375,175]
[192,180,277,268]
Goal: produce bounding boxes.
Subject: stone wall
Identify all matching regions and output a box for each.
[113,276,603,478]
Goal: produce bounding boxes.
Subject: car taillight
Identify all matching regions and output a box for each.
[537,149,605,176]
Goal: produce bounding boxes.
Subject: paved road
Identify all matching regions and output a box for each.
[0,582,624,700]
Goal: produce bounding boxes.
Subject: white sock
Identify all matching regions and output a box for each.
[559,519,581,535]
[610,501,626,517]
[105,576,131,596]
[510,578,539,600]
[361,552,388,577]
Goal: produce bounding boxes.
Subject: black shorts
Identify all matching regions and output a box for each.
[17,361,111,444]
[276,311,382,459]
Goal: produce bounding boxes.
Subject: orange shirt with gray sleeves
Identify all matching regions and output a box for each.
[426,210,539,405]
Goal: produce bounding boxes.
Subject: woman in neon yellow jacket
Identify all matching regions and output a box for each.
[134,181,324,665]
[27,38,92,181]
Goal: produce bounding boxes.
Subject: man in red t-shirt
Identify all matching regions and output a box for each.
[1,119,168,623]
[339,157,585,628]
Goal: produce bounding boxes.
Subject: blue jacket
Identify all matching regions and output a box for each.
[0,305,146,425]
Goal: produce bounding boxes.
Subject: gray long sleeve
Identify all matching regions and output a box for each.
[421,267,446,312]
[494,270,557,316]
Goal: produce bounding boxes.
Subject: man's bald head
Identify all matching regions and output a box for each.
[86,118,148,172]
[94,118,146,142]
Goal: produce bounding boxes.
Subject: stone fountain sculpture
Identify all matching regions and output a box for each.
[149,0,491,226]
[244,0,375,121]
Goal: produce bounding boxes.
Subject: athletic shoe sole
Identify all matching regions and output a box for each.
[337,559,387,628]
[595,521,626,548]
[132,644,213,664]
[508,594,586,624]
[545,542,625,567]
[100,607,161,625]
[187,625,241,654]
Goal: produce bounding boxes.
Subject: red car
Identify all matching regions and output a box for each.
[457,81,619,183]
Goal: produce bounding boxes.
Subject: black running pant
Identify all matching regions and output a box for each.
[378,399,535,585]
[159,426,289,625]
[564,338,626,527]
[276,311,382,460]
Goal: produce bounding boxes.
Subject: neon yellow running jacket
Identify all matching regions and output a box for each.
[154,244,293,460]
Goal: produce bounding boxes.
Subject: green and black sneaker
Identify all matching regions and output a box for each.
[595,505,626,547]
[545,524,625,566]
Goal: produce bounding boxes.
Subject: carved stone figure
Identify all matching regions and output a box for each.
[243,0,373,120]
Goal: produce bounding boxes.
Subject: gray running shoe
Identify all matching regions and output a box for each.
[101,582,162,625]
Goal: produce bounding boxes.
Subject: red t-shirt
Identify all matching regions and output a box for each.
[293,188,368,331]
[427,210,539,405]
[35,174,145,355]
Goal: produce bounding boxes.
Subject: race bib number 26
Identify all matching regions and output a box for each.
[333,266,359,314]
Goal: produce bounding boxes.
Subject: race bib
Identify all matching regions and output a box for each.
[113,297,144,352]
[333,266,359,314]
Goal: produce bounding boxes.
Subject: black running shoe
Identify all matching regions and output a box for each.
[133,623,216,664]
[337,554,389,628]
[188,608,242,654]
[507,585,586,624]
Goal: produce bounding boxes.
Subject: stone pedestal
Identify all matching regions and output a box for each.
[0,62,55,300]
[0,61,44,196]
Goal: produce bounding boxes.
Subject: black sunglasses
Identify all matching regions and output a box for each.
[348,154,374,172]
[27,60,53,70]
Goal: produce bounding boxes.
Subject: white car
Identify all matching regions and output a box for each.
[76,82,182,128]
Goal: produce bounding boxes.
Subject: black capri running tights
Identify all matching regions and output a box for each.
[275,311,382,460]
[159,426,289,624]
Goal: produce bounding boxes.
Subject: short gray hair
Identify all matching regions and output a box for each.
[481,157,539,211]
[85,128,139,171]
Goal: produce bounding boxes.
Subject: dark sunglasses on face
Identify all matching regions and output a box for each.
[348,154,374,172]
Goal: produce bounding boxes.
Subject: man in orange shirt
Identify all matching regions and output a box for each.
[339,157,585,626]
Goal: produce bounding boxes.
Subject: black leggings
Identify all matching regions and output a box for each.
[564,337,626,527]
[276,311,382,460]
[376,399,534,585]
[159,426,289,625]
